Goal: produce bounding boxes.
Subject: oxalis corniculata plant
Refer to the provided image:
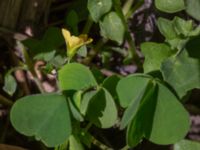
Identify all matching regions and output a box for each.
[1,0,200,149]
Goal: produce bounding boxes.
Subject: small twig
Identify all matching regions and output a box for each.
[22,46,45,93]
[113,0,142,69]
[92,136,113,150]
[82,16,93,34]
[120,145,130,150]
[0,94,13,106]
[83,39,107,65]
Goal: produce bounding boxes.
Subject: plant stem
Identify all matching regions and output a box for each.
[120,145,130,150]
[83,39,107,65]
[82,16,94,34]
[113,0,142,68]
[22,47,45,93]
[0,94,13,106]
[125,0,144,19]
[92,136,113,150]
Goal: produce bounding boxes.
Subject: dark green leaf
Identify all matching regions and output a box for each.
[10,93,71,147]
[186,35,200,59]
[23,27,64,61]
[66,10,79,34]
[102,75,121,102]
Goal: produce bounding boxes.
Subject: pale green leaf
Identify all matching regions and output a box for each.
[58,63,97,91]
[174,140,200,150]
[69,135,84,150]
[155,0,185,13]
[186,0,200,21]
[157,17,178,40]
[3,74,17,96]
[100,12,125,44]
[88,0,112,22]
[141,42,173,73]
[161,51,200,98]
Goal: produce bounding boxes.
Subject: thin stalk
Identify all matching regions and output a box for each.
[122,0,135,15]
[125,0,144,19]
[113,0,142,68]
[22,47,45,93]
[0,94,13,106]
[0,115,10,142]
[82,16,94,34]
[120,145,130,150]
[92,136,113,150]
[83,39,107,65]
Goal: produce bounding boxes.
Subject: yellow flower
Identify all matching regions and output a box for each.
[62,29,93,59]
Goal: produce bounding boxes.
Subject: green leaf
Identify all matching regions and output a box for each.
[66,10,79,34]
[173,17,193,37]
[127,81,156,147]
[10,93,72,147]
[23,27,64,61]
[120,80,151,129]
[88,0,112,22]
[116,74,150,108]
[186,35,200,59]
[127,81,190,146]
[68,98,84,122]
[58,63,97,91]
[186,0,200,21]
[102,75,121,102]
[86,88,117,128]
[100,12,125,44]
[157,18,178,40]
[174,140,200,150]
[91,68,105,84]
[69,135,84,150]
[141,42,173,73]
[147,82,190,144]
[161,51,200,98]
[3,74,17,96]
[80,90,97,116]
[77,46,87,57]
[155,0,185,13]
[78,130,93,148]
